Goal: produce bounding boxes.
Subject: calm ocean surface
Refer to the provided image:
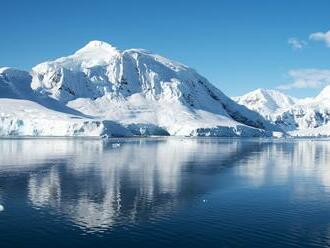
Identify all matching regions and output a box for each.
[1,138,330,247]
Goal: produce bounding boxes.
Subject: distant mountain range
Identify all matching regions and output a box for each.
[0,41,275,137]
[2,40,330,137]
[234,88,330,137]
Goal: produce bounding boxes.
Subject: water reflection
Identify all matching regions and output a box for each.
[235,140,330,193]
[1,138,330,236]
[0,138,252,231]
[28,167,61,209]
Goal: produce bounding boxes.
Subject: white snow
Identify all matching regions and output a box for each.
[235,87,330,137]
[0,99,109,137]
[0,41,276,137]
[233,89,298,119]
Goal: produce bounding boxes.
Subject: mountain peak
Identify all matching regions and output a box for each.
[234,88,297,118]
[254,88,282,96]
[316,85,330,100]
[75,40,119,55]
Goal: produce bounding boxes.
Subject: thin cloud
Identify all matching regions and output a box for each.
[288,37,307,50]
[309,30,330,47]
[277,69,330,90]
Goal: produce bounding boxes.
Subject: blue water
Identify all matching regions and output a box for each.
[1,138,330,247]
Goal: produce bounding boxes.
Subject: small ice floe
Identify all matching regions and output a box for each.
[0,204,4,212]
[202,199,207,203]
[101,134,110,140]
[112,143,121,148]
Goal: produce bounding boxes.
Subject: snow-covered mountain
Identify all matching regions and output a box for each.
[0,67,127,136]
[233,89,298,119]
[0,41,276,137]
[235,87,330,137]
[274,86,330,136]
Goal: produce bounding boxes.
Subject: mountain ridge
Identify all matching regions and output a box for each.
[234,87,330,137]
[0,40,276,137]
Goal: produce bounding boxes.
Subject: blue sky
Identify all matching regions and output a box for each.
[1,0,330,97]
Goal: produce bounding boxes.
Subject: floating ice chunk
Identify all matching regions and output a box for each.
[112,143,121,148]
[0,204,4,212]
[101,134,110,140]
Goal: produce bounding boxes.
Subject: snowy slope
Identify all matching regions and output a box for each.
[29,41,277,137]
[235,87,330,137]
[275,86,330,136]
[233,89,298,119]
[0,67,130,137]
[0,41,277,137]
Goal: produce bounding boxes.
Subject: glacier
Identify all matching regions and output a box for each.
[0,41,277,137]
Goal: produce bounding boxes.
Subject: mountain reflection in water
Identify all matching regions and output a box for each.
[1,138,330,247]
